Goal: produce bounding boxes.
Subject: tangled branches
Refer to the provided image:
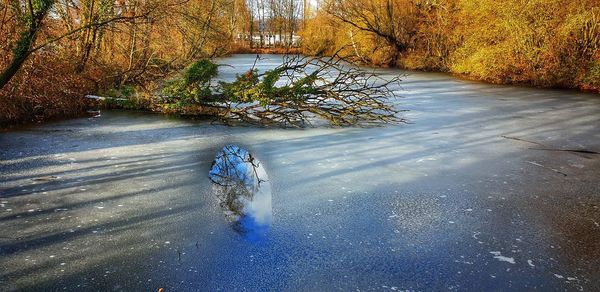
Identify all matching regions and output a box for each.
[161,54,404,127]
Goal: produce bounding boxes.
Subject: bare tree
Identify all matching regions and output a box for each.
[0,0,54,89]
[324,0,419,65]
[0,0,153,90]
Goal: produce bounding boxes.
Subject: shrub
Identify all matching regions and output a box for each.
[0,53,95,127]
[582,59,600,90]
[162,59,219,103]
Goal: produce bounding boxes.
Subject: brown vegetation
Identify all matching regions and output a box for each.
[1,0,598,127]
[0,0,251,127]
[0,54,95,126]
[301,0,600,91]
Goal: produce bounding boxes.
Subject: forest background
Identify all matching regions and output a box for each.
[1,0,599,126]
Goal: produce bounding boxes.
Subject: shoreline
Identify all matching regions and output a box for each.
[2,53,598,129]
[227,50,600,94]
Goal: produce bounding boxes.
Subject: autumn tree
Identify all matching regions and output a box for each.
[0,0,54,89]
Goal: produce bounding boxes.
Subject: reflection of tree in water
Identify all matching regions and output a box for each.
[209,145,271,237]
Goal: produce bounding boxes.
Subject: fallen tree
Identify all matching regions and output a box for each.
[150,54,404,127]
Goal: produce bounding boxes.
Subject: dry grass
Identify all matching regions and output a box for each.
[0,53,97,128]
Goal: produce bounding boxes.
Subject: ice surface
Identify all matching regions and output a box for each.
[0,54,599,291]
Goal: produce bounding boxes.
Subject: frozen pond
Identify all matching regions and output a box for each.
[1,54,599,290]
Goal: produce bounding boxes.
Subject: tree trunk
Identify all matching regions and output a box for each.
[0,48,31,90]
[0,1,53,90]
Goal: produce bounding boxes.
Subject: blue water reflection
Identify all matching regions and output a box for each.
[209,145,272,241]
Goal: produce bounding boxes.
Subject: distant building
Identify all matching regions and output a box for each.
[236,34,301,48]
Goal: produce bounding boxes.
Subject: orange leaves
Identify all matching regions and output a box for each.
[301,0,600,92]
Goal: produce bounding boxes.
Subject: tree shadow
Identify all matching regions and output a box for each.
[1,67,599,290]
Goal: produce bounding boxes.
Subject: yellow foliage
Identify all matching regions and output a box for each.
[303,0,600,90]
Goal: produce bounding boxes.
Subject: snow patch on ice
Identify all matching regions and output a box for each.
[490,251,515,264]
